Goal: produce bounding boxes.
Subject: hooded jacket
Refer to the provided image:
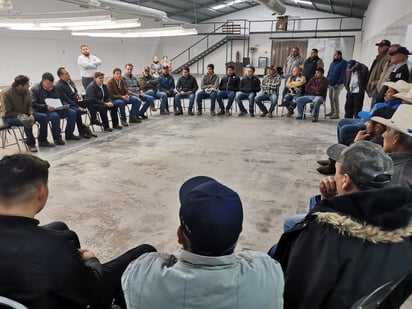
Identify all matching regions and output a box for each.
[275,187,412,309]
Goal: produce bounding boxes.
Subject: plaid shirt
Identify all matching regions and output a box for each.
[261,74,281,94]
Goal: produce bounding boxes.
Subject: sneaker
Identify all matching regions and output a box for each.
[28,145,38,152]
[104,127,113,132]
[312,118,318,122]
[188,110,194,116]
[65,135,81,140]
[238,111,247,117]
[121,120,129,127]
[55,139,65,146]
[249,113,255,118]
[81,132,91,139]
[211,111,216,116]
[138,114,148,119]
[38,141,55,147]
[174,111,183,116]
[325,112,334,117]
[197,111,202,116]
[150,107,157,112]
[217,110,225,116]
[113,125,123,130]
[160,110,169,115]
[225,110,231,116]
[129,117,142,123]
[329,114,340,119]
[296,115,303,120]
[260,111,268,117]
[267,113,273,118]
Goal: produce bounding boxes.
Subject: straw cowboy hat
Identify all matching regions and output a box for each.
[372,104,412,137]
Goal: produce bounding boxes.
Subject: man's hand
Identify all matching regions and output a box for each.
[354,129,370,142]
[79,249,96,261]
[319,176,338,199]
[105,102,114,108]
[47,105,55,111]
[122,95,130,102]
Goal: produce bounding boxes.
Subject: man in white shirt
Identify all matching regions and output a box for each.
[77,45,102,90]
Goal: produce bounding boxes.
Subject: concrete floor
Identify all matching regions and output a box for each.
[2,106,412,308]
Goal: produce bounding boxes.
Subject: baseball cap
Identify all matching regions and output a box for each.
[382,80,412,94]
[327,141,393,188]
[179,176,243,256]
[389,46,410,56]
[162,64,169,69]
[375,39,391,47]
[372,104,412,137]
[347,59,357,68]
[358,105,396,120]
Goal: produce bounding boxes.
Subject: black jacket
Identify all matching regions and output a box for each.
[376,63,410,102]
[239,75,261,93]
[31,83,66,113]
[275,187,412,309]
[55,79,80,108]
[0,216,102,308]
[176,75,198,93]
[85,81,110,106]
[218,74,240,92]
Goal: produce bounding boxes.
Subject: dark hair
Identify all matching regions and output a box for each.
[227,65,235,70]
[312,48,318,53]
[247,66,255,72]
[94,72,104,79]
[125,63,133,69]
[41,72,54,82]
[56,67,65,78]
[12,75,29,88]
[335,51,342,57]
[113,67,122,74]
[207,64,214,70]
[183,67,190,73]
[80,44,88,49]
[316,67,325,74]
[0,154,50,205]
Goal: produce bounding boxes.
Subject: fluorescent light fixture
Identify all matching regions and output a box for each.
[293,0,313,5]
[0,16,141,31]
[211,0,245,10]
[72,26,198,38]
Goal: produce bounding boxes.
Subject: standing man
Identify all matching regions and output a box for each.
[326,51,347,119]
[343,60,369,118]
[123,63,153,118]
[0,75,40,152]
[283,47,304,98]
[216,65,240,116]
[196,64,219,116]
[366,39,391,107]
[295,67,329,122]
[235,66,261,117]
[303,48,324,80]
[157,64,176,115]
[122,176,284,309]
[254,65,282,118]
[77,44,102,90]
[175,68,198,116]
[376,46,410,103]
[55,67,95,138]
[31,72,79,145]
[106,68,143,125]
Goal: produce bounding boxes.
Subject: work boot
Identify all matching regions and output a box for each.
[286,107,294,117]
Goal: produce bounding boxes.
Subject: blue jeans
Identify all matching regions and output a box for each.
[282,93,302,109]
[337,118,365,145]
[217,90,236,111]
[145,90,164,111]
[154,91,172,111]
[175,93,195,112]
[113,96,141,120]
[196,90,217,112]
[296,95,324,120]
[3,117,36,146]
[235,92,256,113]
[255,93,278,113]
[55,109,77,138]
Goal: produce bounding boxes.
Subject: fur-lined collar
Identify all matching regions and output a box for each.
[315,212,412,243]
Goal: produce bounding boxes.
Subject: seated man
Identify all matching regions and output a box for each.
[0,75,41,152]
[106,68,142,125]
[157,64,176,115]
[295,67,328,122]
[254,65,281,118]
[235,66,261,117]
[0,154,156,308]
[55,67,95,138]
[31,72,79,145]
[122,176,284,309]
[85,72,122,132]
[216,65,240,116]
[273,141,412,309]
[282,66,306,117]
[175,67,198,116]
[122,63,152,118]
[196,64,219,116]
[138,66,161,112]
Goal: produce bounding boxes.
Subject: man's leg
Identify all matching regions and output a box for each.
[4,117,36,147]
[344,93,354,118]
[268,93,278,116]
[34,112,51,144]
[140,94,154,116]
[248,92,256,115]
[47,111,63,143]
[254,94,268,115]
[311,96,324,121]
[209,91,217,114]
[56,109,77,138]
[353,93,364,118]
[128,96,142,120]
[296,96,312,118]
[96,105,110,129]
[113,99,127,123]
[97,244,156,309]
[327,85,335,116]
[332,84,343,117]
[225,91,236,113]
[109,106,120,127]
[174,93,183,114]
[187,93,195,114]
[157,91,168,112]
[196,90,206,112]
[216,91,226,113]
[235,92,247,115]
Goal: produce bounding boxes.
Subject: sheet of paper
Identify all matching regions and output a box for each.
[45,98,63,108]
